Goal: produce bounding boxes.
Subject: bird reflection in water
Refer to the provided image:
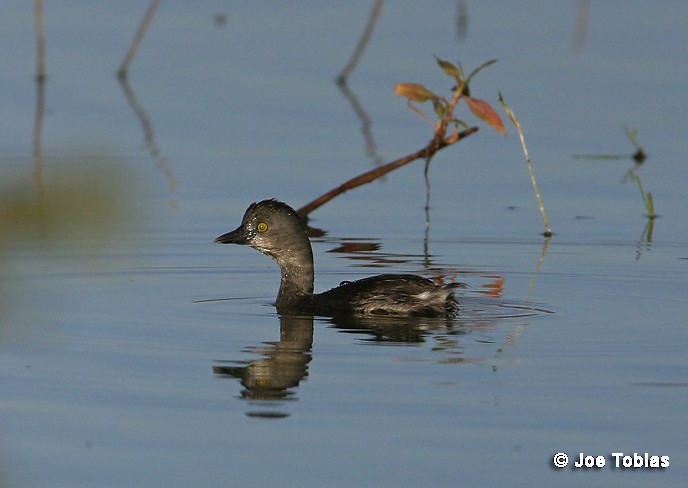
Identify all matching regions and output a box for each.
[212,312,461,417]
[213,314,314,407]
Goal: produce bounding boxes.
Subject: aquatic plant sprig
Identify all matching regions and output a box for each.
[620,127,655,216]
[573,125,654,219]
[498,92,553,237]
[394,57,506,139]
[626,169,656,219]
[298,57,503,217]
[572,124,646,164]
[622,125,647,164]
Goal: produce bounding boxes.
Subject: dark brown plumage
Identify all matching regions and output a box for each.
[215,199,459,317]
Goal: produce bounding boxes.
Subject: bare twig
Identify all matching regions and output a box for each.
[33,0,46,218]
[455,1,468,41]
[34,0,46,82]
[572,0,590,54]
[336,0,383,84]
[336,66,383,166]
[296,127,477,217]
[118,76,178,209]
[118,0,161,78]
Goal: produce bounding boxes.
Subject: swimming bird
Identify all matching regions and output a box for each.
[215,199,459,317]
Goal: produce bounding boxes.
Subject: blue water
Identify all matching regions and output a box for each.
[1,2,687,487]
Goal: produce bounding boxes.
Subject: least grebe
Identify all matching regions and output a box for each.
[215,199,459,317]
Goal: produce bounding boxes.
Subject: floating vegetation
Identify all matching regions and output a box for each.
[621,127,655,219]
[626,170,656,219]
[574,126,655,220]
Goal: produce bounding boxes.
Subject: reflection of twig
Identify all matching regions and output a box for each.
[336,0,383,83]
[32,75,46,199]
[34,0,46,82]
[495,235,551,360]
[498,93,552,237]
[572,0,590,54]
[335,1,384,166]
[33,0,46,220]
[526,236,550,302]
[119,76,177,207]
[635,218,654,260]
[297,127,478,218]
[337,81,383,166]
[118,0,161,78]
[423,158,431,266]
[117,0,176,208]
[456,1,468,41]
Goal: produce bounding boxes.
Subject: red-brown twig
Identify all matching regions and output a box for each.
[297,126,477,218]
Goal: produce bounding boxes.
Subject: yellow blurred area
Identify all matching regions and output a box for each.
[0,159,138,244]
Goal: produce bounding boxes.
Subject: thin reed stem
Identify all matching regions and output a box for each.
[499,93,552,236]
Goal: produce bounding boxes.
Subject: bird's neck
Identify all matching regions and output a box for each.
[274,247,314,311]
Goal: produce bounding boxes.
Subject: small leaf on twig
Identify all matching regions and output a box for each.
[465,59,498,84]
[432,99,447,120]
[434,56,461,79]
[394,83,435,103]
[466,97,506,135]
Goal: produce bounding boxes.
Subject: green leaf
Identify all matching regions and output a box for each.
[434,56,461,79]
[465,59,498,84]
[646,191,655,216]
[432,98,447,120]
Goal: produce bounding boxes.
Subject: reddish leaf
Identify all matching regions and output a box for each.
[480,276,504,297]
[466,97,507,135]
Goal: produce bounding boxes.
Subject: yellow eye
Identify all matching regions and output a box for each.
[256,222,268,232]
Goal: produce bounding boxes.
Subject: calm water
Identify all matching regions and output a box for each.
[1,2,687,487]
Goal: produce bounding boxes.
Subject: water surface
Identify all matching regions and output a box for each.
[1,2,687,487]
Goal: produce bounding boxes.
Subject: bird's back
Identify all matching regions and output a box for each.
[310,274,460,317]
